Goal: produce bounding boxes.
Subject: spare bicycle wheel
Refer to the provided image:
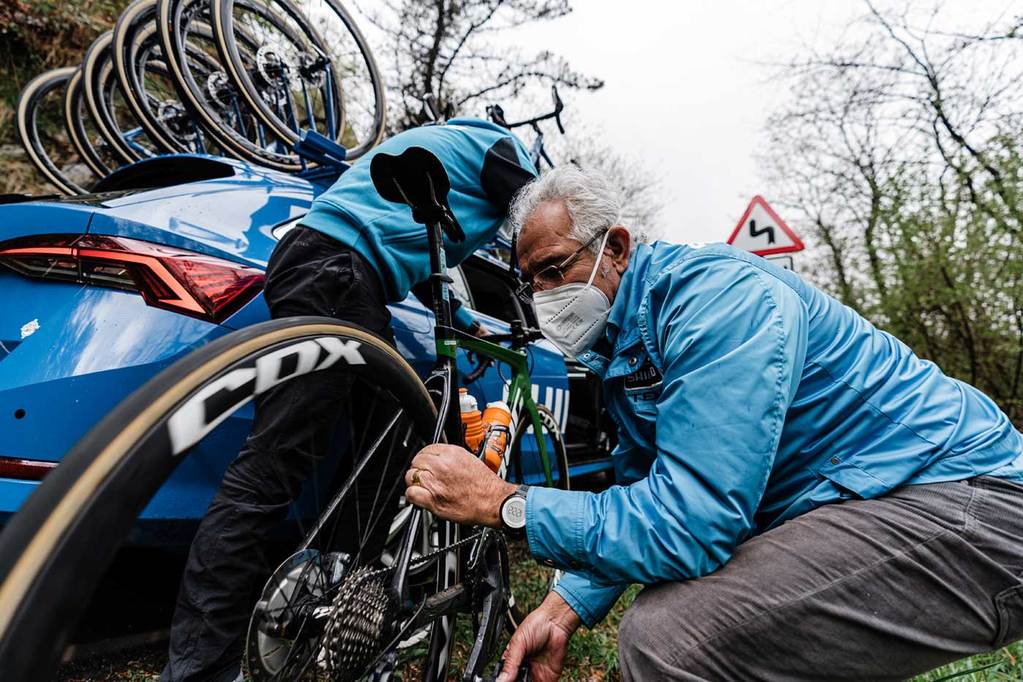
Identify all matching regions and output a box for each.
[212,0,385,160]
[82,31,161,163]
[63,67,125,179]
[113,0,209,154]
[158,0,306,171]
[0,319,445,680]
[15,67,93,195]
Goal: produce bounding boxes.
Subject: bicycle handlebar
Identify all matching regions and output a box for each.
[487,85,564,132]
[482,328,544,345]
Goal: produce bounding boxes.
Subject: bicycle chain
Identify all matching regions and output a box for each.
[365,528,487,583]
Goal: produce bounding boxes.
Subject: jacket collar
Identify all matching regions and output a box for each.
[576,243,653,377]
[606,243,652,351]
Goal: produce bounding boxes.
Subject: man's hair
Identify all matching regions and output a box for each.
[508,166,634,253]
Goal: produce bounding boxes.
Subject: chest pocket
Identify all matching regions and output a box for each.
[619,354,663,441]
[623,356,662,402]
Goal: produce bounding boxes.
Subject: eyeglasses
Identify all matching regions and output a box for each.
[515,229,608,302]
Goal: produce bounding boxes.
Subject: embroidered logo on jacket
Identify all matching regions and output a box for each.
[623,357,662,403]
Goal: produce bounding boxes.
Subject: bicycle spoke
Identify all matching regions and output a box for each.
[300,406,403,552]
[357,420,402,549]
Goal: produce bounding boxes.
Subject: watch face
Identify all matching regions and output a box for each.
[501,496,527,529]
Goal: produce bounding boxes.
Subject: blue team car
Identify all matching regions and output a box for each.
[0,155,615,538]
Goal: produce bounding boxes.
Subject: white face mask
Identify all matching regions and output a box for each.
[533,230,612,358]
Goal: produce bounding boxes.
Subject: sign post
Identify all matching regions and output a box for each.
[727,196,804,259]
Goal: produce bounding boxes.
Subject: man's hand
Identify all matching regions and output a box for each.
[498,591,582,682]
[405,444,515,527]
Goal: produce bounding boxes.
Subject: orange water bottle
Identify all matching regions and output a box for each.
[460,388,485,453]
[479,401,513,473]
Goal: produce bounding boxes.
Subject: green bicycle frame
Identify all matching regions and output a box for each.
[450,333,555,487]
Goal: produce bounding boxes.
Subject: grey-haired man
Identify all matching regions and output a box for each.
[403,166,1023,681]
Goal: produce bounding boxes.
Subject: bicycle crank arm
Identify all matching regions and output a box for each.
[462,534,508,681]
[412,582,470,625]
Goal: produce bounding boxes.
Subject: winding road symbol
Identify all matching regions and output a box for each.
[727,196,804,257]
[748,219,775,245]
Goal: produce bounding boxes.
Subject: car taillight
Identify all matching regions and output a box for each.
[0,234,264,323]
[0,457,57,481]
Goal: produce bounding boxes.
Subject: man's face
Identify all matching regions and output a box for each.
[516,199,632,304]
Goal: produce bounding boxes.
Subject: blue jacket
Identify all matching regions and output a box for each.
[526,241,1023,626]
[301,118,536,308]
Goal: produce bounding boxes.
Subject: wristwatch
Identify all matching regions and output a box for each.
[499,484,529,538]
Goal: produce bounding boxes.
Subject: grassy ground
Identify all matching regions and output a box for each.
[60,550,1023,681]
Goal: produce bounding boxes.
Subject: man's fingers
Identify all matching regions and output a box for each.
[409,451,434,470]
[404,467,430,487]
[497,633,527,682]
[405,485,434,510]
[410,447,450,470]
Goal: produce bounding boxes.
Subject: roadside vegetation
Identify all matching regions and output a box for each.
[0,1,124,194]
[763,1,1023,425]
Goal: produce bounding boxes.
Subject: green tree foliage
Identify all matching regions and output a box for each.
[763,1,1023,422]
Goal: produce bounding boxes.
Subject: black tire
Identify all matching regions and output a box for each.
[212,0,386,160]
[0,318,437,681]
[15,66,90,195]
[63,67,122,178]
[82,31,150,164]
[507,404,569,627]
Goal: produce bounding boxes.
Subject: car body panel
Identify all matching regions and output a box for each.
[0,155,608,536]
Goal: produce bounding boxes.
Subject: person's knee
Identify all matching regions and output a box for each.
[619,581,746,680]
[618,599,660,678]
[618,589,700,678]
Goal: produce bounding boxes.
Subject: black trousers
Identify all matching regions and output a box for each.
[162,226,396,682]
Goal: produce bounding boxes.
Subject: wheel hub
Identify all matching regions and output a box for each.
[205,71,235,110]
[296,51,328,88]
[245,549,349,681]
[255,45,292,90]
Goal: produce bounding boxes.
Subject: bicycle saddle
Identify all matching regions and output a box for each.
[370,146,465,242]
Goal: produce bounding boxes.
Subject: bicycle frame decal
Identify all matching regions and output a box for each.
[167,337,364,455]
[436,338,457,358]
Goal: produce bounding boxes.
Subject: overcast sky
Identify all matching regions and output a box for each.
[501,0,1014,245]
[505,0,866,244]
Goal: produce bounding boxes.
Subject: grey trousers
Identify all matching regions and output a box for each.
[618,477,1023,681]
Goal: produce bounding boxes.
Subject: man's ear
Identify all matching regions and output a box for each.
[606,226,632,275]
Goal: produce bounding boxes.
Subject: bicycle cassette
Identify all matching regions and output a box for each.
[319,566,395,681]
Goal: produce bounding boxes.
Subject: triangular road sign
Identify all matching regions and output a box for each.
[727,196,804,257]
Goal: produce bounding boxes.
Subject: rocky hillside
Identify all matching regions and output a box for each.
[0,1,123,194]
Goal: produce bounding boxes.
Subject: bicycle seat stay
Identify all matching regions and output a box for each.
[370,146,465,242]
